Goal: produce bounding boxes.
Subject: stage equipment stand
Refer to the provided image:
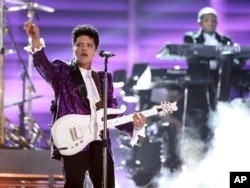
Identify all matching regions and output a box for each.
[5,12,36,139]
[27,8,34,140]
[26,6,39,141]
[181,86,188,139]
[0,0,5,146]
[102,57,109,188]
[216,52,234,102]
[100,52,115,188]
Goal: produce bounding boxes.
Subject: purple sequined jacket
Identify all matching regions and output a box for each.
[32,49,134,160]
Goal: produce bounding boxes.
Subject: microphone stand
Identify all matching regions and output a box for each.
[102,56,110,188]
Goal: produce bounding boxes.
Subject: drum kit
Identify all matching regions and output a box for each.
[4,96,52,149]
[0,0,54,150]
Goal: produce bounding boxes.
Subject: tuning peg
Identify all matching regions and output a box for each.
[160,101,178,116]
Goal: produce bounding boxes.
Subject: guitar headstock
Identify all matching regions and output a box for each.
[160,101,178,115]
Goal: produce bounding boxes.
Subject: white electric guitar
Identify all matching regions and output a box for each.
[51,101,178,156]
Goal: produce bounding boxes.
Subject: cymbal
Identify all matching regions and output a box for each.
[3,0,23,12]
[5,0,55,13]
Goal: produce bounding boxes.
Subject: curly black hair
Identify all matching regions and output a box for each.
[72,24,99,49]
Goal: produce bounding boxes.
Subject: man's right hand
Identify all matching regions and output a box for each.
[23,20,40,39]
[23,20,41,49]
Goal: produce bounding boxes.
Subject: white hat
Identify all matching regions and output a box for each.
[197,7,217,22]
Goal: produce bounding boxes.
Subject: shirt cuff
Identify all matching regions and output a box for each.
[24,37,46,54]
[130,124,146,146]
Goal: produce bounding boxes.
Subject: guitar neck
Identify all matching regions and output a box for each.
[105,108,160,129]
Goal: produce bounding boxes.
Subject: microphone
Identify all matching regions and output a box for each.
[99,50,115,58]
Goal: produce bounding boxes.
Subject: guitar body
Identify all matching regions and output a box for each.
[51,106,126,156]
[51,102,177,156]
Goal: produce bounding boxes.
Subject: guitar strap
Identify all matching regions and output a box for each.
[91,71,103,110]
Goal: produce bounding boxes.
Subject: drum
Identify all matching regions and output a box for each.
[4,117,30,148]
[23,116,51,149]
[4,116,51,149]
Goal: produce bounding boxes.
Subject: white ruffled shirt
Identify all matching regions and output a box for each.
[79,68,100,116]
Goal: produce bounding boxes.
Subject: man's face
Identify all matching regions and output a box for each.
[199,13,217,34]
[73,35,97,69]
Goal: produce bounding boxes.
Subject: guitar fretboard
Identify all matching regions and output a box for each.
[103,108,160,129]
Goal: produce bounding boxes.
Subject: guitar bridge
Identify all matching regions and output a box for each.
[69,126,83,141]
